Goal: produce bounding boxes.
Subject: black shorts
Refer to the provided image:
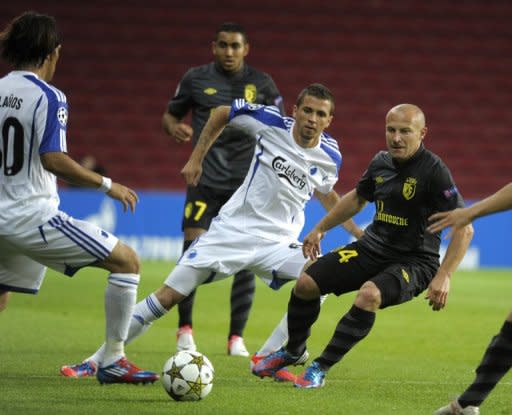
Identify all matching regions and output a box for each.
[181,183,236,231]
[305,241,437,308]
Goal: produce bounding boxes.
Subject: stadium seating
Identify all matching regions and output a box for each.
[1,1,510,198]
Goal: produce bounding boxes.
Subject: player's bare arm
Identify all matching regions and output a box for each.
[162,112,193,143]
[427,182,512,234]
[40,152,138,213]
[181,106,231,186]
[425,223,473,311]
[303,189,366,260]
[315,190,363,239]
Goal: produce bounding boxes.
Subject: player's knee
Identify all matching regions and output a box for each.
[354,281,381,310]
[293,273,321,300]
[106,242,141,274]
[120,244,140,273]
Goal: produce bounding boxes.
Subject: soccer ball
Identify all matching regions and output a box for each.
[161,350,214,401]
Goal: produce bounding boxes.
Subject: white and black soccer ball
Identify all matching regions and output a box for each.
[161,350,214,401]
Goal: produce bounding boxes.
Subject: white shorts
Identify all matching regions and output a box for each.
[166,220,307,296]
[0,211,118,294]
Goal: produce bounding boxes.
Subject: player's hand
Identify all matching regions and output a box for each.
[108,183,139,213]
[181,159,202,186]
[302,228,325,260]
[427,208,471,237]
[172,123,193,143]
[425,272,450,311]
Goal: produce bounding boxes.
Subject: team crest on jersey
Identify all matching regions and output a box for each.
[203,87,217,95]
[187,249,198,259]
[244,84,257,103]
[375,176,384,185]
[57,106,68,127]
[402,177,417,200]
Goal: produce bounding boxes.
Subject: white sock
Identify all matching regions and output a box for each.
[256,294,328,356]
[101,273,139,367]
[93,292,168,367]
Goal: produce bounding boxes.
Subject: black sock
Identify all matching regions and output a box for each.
[316,304,375,370]
[459,320,512,408]
[229,270,255,338]
[177,240,195,328]
[286,291,321,356]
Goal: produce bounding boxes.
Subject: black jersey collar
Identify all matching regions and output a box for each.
[214,61,247,80]
[392,143,426,168]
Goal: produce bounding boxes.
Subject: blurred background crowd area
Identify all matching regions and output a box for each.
[1,0,510,199]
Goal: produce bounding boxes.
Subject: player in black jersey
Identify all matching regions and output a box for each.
[162,22,284,356]
[253,103,474,388]
[428,182,512,415]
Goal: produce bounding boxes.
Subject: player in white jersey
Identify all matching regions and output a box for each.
[0,11,158,384]
[62,84,362,380]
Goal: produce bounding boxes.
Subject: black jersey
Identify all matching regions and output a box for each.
[167,61,282,190]
[356,144,464,261]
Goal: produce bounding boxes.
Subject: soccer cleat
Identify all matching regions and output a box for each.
[294,361,326,388]
[228,335,249,357]
[252,347,303,378]
[96,357,159,385]
[250,353,297,382]
[433,400,480,415]
[60,360,97,378]
[176,325,197,352]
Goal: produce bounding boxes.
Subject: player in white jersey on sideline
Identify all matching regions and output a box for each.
[0,11,158,384]
[61,83,361,382]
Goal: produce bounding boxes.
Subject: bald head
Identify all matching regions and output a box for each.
[386,104,426,129]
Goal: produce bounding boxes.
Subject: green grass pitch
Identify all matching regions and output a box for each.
[1,263,510,415]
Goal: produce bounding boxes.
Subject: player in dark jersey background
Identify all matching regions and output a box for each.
[253,103,475,388]
[162,22,284,356]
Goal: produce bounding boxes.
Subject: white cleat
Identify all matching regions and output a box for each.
[176,325,197,352]
[228,335,250,357]
[434,399,480,415]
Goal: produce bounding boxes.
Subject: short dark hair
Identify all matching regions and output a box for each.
[215,22,248,44]
[296,83,335,115]
[0,11,61,68]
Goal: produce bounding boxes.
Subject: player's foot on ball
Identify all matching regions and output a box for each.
[96,357,159,385]
[60,359,97,378]
[228,335,249,357]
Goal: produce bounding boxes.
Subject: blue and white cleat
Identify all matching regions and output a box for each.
[294,361,326,389]
[60,360,97,378]
[96,357,159,385]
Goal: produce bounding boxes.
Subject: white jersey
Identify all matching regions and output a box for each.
[217,99,341,242]
[0,71,68,235]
